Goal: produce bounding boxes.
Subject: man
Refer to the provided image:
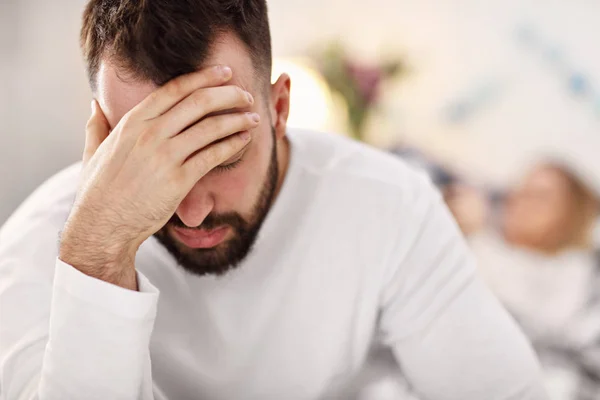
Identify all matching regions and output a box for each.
[0,1,547,399]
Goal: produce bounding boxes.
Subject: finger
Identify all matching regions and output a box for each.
[156,85,255,138]
[132,65,233,120]
[182,131,252,185]
[170,111,260,163]
[83,100,110,164]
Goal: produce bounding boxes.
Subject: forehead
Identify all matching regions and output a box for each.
[96,33,256,128]
[524,166,569,190]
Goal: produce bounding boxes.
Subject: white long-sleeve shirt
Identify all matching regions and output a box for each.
[0,129,547,400]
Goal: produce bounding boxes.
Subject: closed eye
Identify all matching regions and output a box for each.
[212,156,244,173]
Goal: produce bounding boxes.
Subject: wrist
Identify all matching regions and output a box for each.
[59,225,139,290]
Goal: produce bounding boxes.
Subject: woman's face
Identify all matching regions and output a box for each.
[503,165,577,252]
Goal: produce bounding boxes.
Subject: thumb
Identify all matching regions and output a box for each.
[83,99,110,164]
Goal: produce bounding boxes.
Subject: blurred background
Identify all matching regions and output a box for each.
[2,1,600,399]
[3,0,600,220]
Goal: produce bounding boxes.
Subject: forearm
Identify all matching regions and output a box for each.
[58,220,139,290]
[392,278,548,400]
[58,249,138,291]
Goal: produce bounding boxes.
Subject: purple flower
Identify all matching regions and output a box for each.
[344,61,384,106]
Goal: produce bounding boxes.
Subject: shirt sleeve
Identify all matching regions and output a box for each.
[379,177,549,400]
[38,259,159,399]
[0,256,159,400]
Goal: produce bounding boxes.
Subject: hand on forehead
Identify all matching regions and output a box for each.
[97,33,259,129]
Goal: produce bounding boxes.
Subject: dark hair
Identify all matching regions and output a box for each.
[80,0,272,91]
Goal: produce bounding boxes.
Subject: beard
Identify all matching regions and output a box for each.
[153,128,279,276]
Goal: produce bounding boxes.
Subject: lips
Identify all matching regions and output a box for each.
[171,226,230,249]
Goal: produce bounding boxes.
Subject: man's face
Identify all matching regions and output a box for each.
[96,33,284,276]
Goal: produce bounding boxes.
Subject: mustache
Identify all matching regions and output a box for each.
[166,212,247,231]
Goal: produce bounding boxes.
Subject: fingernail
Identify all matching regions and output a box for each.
[90,100,96,113]
[239,131,251,141]
[220,65,232,79]
[246,92,254,104]
[249,112,260,123]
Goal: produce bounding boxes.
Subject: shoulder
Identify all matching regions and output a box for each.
[289,129,439,211]
[287,130,448,276]
[0,163,81,262]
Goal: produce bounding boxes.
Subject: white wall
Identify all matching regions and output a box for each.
[269,0,600,185]
[0,1,90,223]
[2,0,600,223]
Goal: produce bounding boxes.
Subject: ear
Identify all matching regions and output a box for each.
[269,73,291,140]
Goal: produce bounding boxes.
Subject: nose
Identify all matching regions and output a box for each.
[175,185,214,228]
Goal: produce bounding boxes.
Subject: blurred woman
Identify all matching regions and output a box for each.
[464,161,600,400]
